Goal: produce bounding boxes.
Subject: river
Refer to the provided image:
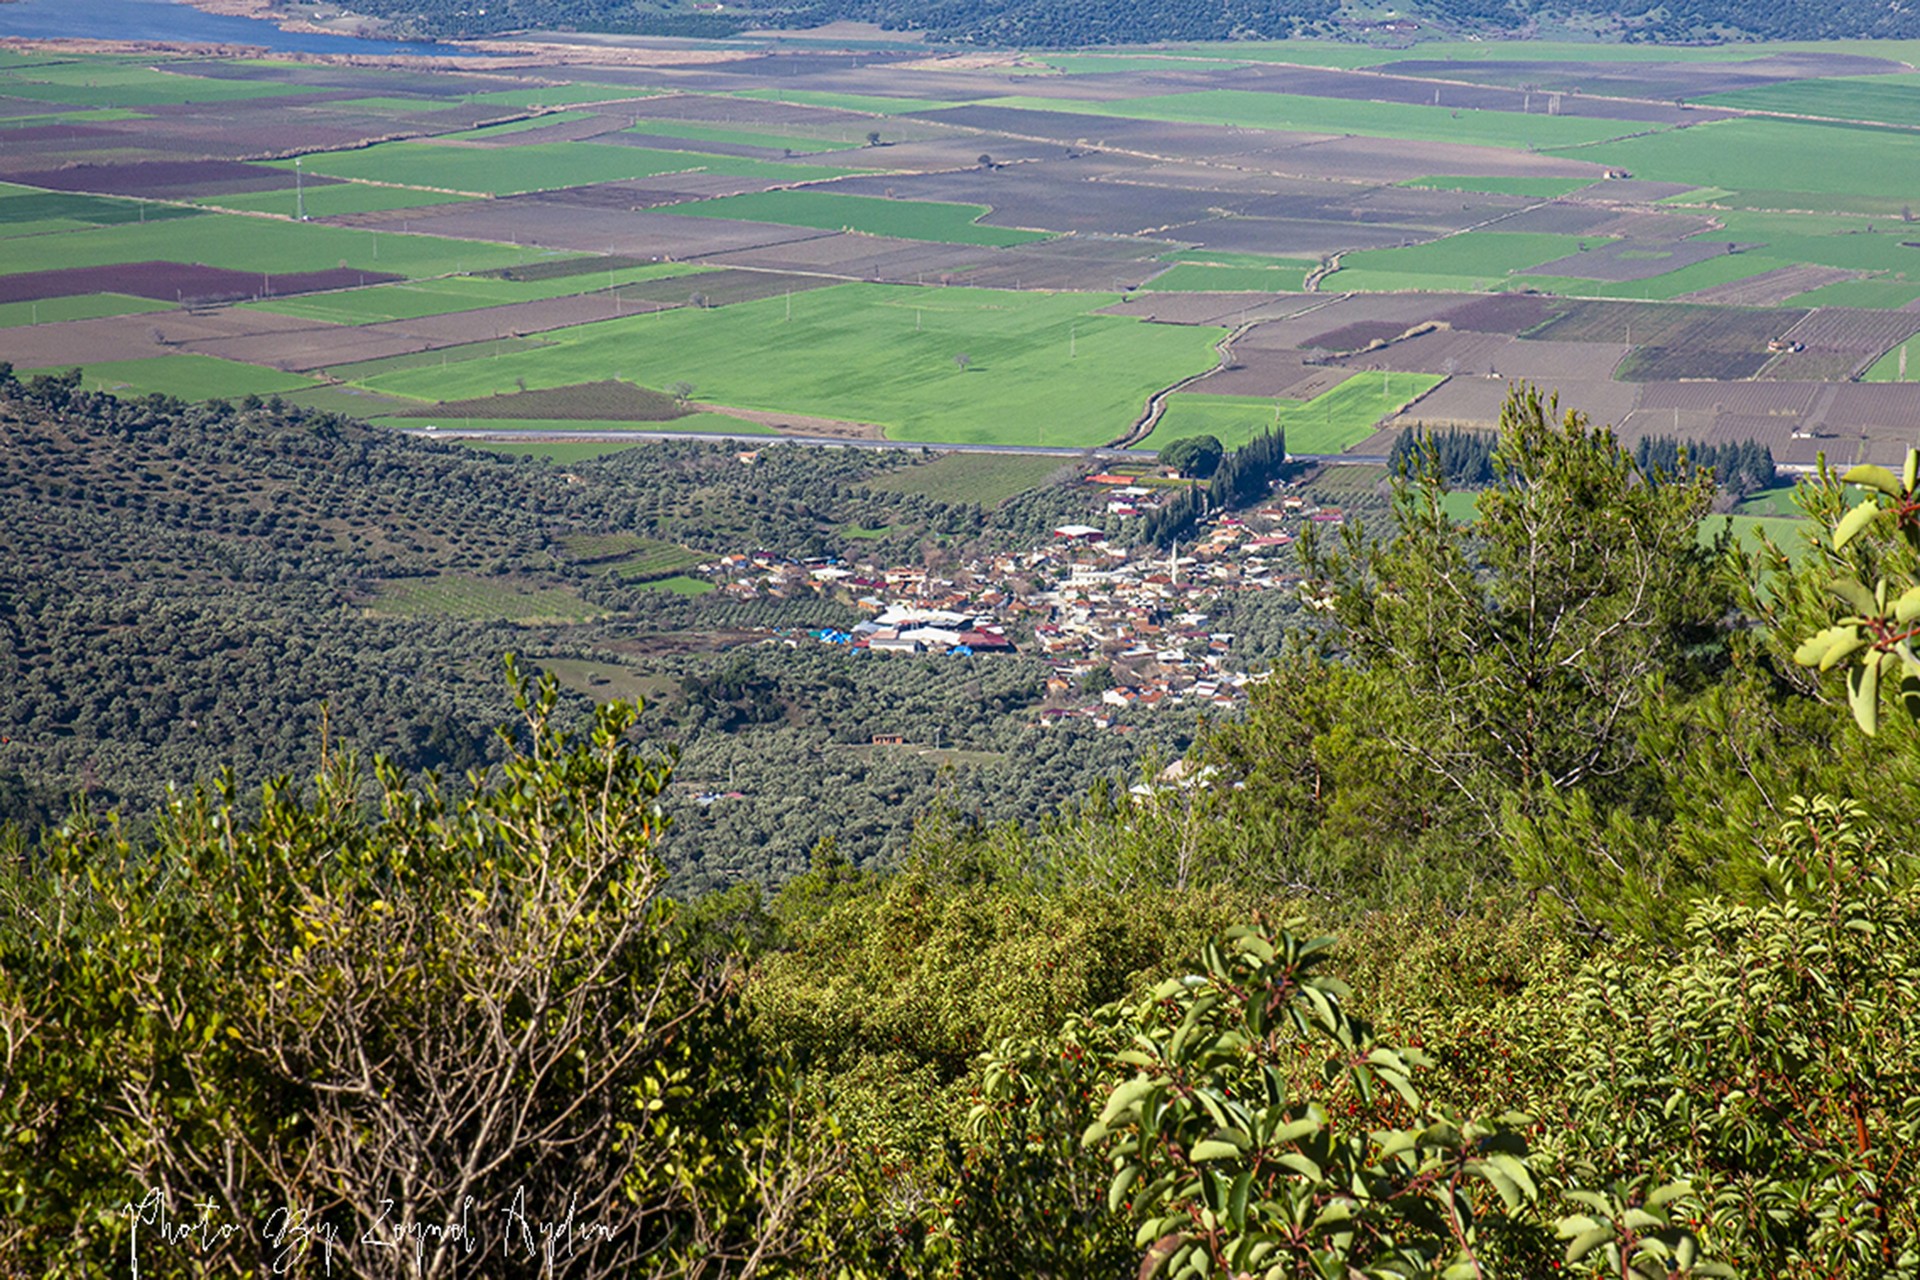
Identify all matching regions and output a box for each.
[0,0,483,57]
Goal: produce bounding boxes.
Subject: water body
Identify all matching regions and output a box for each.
[0,0,484,57]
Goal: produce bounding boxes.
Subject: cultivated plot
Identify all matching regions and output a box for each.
[343,284,1224,449]
[664,189,1050,247]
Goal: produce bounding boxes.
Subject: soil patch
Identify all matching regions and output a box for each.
[0,261,401,306]
[1,158,309,195]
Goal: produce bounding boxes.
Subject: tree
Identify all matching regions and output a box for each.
[865,130,882,147]
[1202,385,1728,920]
[953,353,971,372]
[1157,433,1223,478]
[0,667,842,1279]
[977,153,994,168]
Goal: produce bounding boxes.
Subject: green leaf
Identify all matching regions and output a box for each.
[1108,1163,1141,1215]
[1834,498,1882,550]
[1189,1139,1244,1162]
[1099,1075,1159,1126]
[1849,659,1882,737]
[1829,576,1879,617]
[1842,463,1904,498]
[1565,1225,1615,1262]
[1645,1182,1693,1210]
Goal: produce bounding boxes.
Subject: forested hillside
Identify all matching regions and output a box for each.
[0,368,1177,884]
[333,0,1920,47]
[8,383,1920,1277]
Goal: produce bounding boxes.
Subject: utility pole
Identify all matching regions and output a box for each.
[295,157,304,221]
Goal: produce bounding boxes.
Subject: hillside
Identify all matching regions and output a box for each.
[0,371,1193,884]
[327,0,1920,45]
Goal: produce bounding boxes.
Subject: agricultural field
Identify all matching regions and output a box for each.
[1697,75,1920,125]
[343,285,1224,449]
[1403,176,1597,198]
[664,190,1050,247]
[862,452,1070,506]
[0,293,168,328]
[273,141,856,198]
[1573,118,1920,211]
[242,263,705,326]
[1150,393,1291,450]
[196,184,477,219]
[0,37,1917,473]
[1151,372,1445,454]
[366,575,605,623]
[974,91,1646,150]
[623,119,864,152]
[1142,263,1313,293]
[0,211,545,280]
[34,354,318,400]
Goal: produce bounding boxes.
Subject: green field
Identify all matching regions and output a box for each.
[0,107,147,127]
[1698,74,1920,126]
[1706,513,1817,559]
[1783,275,1920,308]
[274,140,855,197]
[441,110,600,139]
[1333,232,1597,286]
[664,189,1049,247]
[1142,262,1313,292]
[244,262,705,325]
[0,210,546,281]
[366,574,604,622]
[608,540,709,580]
[632,574,715,595]
[0,293,169,328]
[730,88,962,115]
[1574,253,1797,300]
[1863,339,1920,381]
[322,338,558,384]
[0,189,199,226]
[975,90,1648,150]
[1569,118,1920,209]
[344,284,1224,448]
[1733,482,1813,517]
[1404,175,1599,198]
[319,95,475,115]
[1150,393,1290,450]
[195,183,477,219]
[622,118,864,152]
[1150,372,1444,454]
[862,451,1069,505]
[0,62,326,107]
[1287,373,1446,455]
[43,355,317,401]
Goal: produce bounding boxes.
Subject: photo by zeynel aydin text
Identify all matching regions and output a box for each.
[9,0,1920,1274]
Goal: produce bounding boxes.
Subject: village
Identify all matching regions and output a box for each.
[681,472,1354,729]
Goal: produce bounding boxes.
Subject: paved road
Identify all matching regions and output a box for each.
[403,425,1387,467]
